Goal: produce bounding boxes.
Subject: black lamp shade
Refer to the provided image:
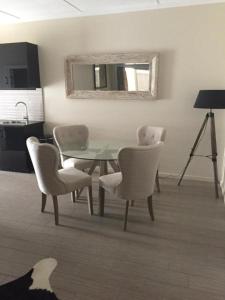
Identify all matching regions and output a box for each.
[194,90,225,109]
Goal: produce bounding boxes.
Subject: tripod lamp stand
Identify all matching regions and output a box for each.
[178,90,225,198]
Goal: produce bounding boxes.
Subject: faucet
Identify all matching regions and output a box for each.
[15,101,29,124]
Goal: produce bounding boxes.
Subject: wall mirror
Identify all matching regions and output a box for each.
[65,52,159,100]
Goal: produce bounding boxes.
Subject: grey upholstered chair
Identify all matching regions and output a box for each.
[137,125,166,193]
[53,125,93,171]
[26,137,93,225]
[99,142,163,231]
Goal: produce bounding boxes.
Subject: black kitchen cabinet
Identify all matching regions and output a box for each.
[0,122,44,172]
[0,42,40,89]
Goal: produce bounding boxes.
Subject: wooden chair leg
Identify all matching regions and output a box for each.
[71,191,76,203]
[99,186,105,216]
[124,200,129,231]
[155,169,160,193]
[41,193,47,212]
[52,195,59,225]
[131,200,134,207]
[87,186,93,215]
[147,195,154,221]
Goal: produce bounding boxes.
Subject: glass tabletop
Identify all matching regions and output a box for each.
[61,139,133,161]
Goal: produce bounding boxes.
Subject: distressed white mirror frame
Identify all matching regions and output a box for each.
[65,52,159,100]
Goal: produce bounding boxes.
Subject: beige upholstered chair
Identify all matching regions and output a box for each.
[99,142,163,231]
[26,137,93,225]
[137,125,166,193]
[53,125,93,171]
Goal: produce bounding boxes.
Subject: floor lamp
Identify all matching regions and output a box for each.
[178,90,225,198]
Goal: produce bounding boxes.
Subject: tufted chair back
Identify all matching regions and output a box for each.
[26,137,67,195]
[53,125,89,165]
[137,125,166,145]
[118,142,163,200]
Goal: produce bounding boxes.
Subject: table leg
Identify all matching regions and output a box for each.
[88,161,98,175]
[77,161,98,199]
[109,160,120,172]
[100,160,108,176]
[99,160,108,216]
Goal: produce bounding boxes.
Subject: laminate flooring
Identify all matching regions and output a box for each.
[0,171,225,300]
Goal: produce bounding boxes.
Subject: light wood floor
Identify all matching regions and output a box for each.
[0,171,225,300]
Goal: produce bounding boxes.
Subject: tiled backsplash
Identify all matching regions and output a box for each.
[0,89,44,121]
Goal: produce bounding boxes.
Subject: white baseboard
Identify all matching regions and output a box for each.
[159,172,214,183]
[98,166,214,183]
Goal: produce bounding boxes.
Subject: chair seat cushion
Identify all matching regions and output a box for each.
[62,158,93,170]
[58,167,91,192]
[99,172,122,195]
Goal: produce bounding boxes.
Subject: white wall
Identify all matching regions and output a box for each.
[1,3,225,180]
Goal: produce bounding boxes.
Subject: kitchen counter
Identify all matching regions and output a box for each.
[0,120,44,126]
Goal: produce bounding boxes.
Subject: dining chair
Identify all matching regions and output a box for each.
[99,142,163,231]
[26,137,93,225]
[53,125,94,171]
[137,125,166,193]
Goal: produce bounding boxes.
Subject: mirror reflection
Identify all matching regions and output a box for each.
[72,63,150,92]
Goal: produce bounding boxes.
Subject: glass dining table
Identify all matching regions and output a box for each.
[62,139,131,175]
[62,139,133,215]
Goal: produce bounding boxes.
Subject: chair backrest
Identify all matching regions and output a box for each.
[53,125,89,164]
[137,125,166,145]
[118,142,163,200]
[26,137,66,195]
[53,125,89,151]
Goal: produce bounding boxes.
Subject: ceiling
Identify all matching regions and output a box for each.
[0,0,224,24]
